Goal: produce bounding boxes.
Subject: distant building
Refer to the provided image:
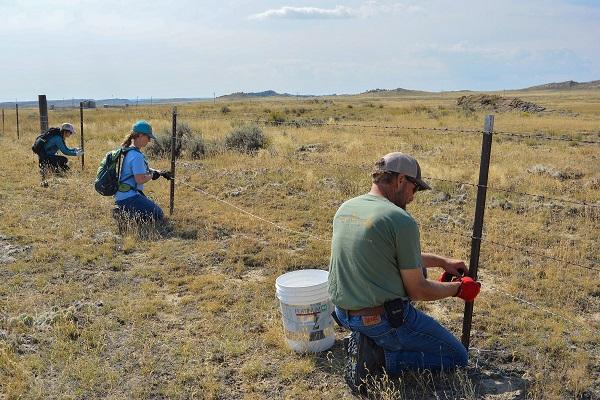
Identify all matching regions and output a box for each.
[81,100,96,109]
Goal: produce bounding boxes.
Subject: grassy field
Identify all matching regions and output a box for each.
[0,91,599,399]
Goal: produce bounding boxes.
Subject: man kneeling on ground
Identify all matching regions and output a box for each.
[328,152,481,394]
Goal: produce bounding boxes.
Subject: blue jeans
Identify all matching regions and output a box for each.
[335,303,467,373]
[115,193,164,222]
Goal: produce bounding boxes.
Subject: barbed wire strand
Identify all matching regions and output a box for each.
[492,130,600,145]
[419,222,600,273]
[178,114,600,144]
[483,238,600,272]
[174,157,598,209]
[484,185,600,208]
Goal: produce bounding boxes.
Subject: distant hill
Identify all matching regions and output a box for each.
[359,88,431,96]
[522,80,600,91]
[217,90,313,100]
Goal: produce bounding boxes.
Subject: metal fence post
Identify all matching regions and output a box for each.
[2,109,4,135]
[38,95,48,134]
[16,103,19,139]
[170,107,177,215]
[79,102,85,170]
[461,114,494,351]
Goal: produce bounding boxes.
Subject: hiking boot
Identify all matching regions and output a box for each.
[344,331,385,395]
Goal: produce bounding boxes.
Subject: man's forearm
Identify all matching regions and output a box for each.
[421,253,450,268]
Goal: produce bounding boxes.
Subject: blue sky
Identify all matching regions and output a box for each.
[1,0,599,101]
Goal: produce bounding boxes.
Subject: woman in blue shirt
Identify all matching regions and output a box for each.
[40,123,83,173]
[115,120,171,222]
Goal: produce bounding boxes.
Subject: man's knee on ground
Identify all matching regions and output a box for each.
[455,346,468,367]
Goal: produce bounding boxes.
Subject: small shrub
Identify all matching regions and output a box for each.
[183,136,205,159]
[269,111,286,125]
[146,134,178,157]
[225,124,267,152]
[146,122,202,159]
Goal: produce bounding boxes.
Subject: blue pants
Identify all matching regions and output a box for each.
[115,193,164,222]
[335,303,467,373]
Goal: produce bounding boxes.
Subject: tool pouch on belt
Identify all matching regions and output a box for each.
[384,298,405,327]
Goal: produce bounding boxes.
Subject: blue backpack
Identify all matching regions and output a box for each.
[94,147,139,196]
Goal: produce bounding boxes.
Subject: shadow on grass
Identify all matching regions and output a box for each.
[314,337,529,400]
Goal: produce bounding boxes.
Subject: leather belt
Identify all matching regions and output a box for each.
[348,305,385,316]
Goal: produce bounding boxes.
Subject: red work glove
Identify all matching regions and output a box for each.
[454,277,481,302]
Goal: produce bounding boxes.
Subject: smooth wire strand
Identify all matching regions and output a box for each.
[484,283,599,335]
[176,179,330,243]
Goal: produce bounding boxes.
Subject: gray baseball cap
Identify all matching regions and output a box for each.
[375,152,431,191]
[61,123,76,134]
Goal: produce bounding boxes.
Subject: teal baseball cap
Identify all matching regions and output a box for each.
[132,120,156,139]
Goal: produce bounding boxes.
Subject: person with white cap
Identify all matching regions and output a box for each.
[328,152,481,394]
[114,120,171,222]
[34,122,84,173]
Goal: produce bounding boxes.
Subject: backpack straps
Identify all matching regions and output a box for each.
[117,147,142,193]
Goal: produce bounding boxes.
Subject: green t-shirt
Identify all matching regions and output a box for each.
[328,194,423,310]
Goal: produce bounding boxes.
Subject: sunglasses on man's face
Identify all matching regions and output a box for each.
[405,176,420,193]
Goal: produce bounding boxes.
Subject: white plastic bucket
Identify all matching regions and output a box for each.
[275,269,335,353]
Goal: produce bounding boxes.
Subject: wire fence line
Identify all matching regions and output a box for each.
[173,174,599,336]
[416,177,599,209]
[173,158,599,272]
[177,113,600,145]
[419,222,600,273]
[484,283,599,335]
[174,156,598,210]
[482,239,600,272]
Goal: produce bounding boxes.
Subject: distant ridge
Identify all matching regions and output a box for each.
[217,90,314,100]
[522,80,600,91]
[218,90,282,100]
[3,80,599,107]
[360,87,431,96]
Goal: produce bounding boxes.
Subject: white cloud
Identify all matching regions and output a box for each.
[248,5,358,20]
[248,2,423,20]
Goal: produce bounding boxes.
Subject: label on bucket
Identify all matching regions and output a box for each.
[279,300,334,342]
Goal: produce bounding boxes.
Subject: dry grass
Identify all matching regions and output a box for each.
[0,91,599,399]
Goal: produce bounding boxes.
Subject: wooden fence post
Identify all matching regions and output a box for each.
[461,114,494,351]
[38,95,48,134]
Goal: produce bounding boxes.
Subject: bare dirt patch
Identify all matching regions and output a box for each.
[0,234,30,264]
